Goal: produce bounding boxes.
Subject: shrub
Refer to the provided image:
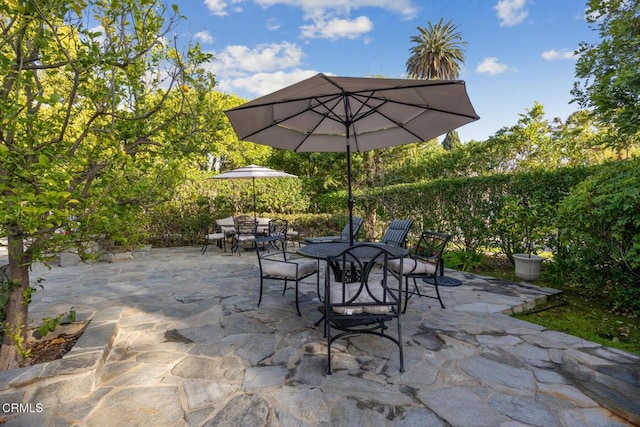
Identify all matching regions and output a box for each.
[556,158,640,315]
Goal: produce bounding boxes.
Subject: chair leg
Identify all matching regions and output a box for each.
[326,328,333,375]
[412,278,423,297]
[397,318,404,372]
[258,277,264,308]
[403,277,411,314]
[316,263,322,302]
[295,280,301,316]
[433,278,445,309]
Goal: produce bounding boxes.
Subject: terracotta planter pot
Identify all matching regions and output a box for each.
[513,253,544,281]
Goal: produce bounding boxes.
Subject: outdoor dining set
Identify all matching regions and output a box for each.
[202,214,454,374]
[198,72,481,374]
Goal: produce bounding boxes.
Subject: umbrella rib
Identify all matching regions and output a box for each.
[235,94,348,142]
[291,95,350,151]
[350,92,480,121]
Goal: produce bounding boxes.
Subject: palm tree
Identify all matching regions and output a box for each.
[406,18,467,80]
[407,19,467,148]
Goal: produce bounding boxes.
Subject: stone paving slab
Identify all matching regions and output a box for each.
[0,245,638,426]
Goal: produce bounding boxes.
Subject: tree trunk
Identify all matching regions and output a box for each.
[0,235,31,371]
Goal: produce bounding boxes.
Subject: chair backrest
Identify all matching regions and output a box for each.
[339,217,364,241]
[235,216,257,235]
[256,217,271,235]
[255,235,286,262]
[412,230,451,274]
[380,219,413,247]
[268,219,288,237]
[326,243,403,315]
[216,216,236,234]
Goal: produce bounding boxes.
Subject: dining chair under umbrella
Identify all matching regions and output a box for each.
[224,73,480,244]
[211,164,297,222]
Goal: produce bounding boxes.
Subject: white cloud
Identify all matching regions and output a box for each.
[266,18,281,30]
[476,57,509,75]
[494,0,528,27]
[255,0,417,40]
[541,49,577,61]
[204,0,228,16]
[255,0,418,19]
[204,0,244,16]
[216,42,303,73]
[194,30,214,44]
[300,16,373,40]
[221,69,320,96]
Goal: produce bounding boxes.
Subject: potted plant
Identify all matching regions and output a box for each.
[499,196,547,281]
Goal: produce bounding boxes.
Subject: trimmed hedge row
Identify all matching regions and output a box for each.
[142,161,639,314]
[325,166,593,254]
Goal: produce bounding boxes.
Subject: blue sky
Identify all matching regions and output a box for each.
[173,0,598,142]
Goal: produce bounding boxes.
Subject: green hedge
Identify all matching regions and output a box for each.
[139,161,639,314]
[556,159,640,314]
[322,166,592,253]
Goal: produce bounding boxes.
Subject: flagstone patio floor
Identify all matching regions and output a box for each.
[0,245,638,426]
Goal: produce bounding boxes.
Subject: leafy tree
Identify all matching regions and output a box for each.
[405,18,467,80]
[442,130,461,151]
[556,158,640,315]
[572,0,640,153]
[406,18,468,153]
[0,0,219,369]
[206,92,274,172]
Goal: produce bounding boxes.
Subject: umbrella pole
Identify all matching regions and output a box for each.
[347,144,354,245]
[252,177,257,223]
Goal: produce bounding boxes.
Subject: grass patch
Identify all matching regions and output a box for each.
[446,251,640,355]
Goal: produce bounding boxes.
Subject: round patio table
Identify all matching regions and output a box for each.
[298,242,408,281]
[297,242,408,259]
[298,242,409,326]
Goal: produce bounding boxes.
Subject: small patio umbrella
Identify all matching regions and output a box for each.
[224,73,480,243]
[211,164,297,221]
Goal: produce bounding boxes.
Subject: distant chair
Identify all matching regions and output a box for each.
[286,222,301,248]
[200,222,226,254]
[388,230,451,313]
[267,218,288,249]
[304,217,364,244]
[255,235,320,316]
[256,217,271,236]
[323,243,405,374]
[379,219,413,248]
[215,215,236,249]
[232,215,257,255]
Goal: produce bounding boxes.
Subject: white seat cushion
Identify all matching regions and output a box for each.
[256,218,271,234]
[216,216,236,235]
[264,259,316,278]
[388,258,436,275]
[206,232,225,240]
[328,281,393,315]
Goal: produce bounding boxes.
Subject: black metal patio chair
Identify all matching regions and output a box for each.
[323,243,405,374]
[200,221,226,254]
[304,217,364,244]
[255,235,320,316]
[379,219,413,247]
[231,215,257,255]
[388,230,451,313]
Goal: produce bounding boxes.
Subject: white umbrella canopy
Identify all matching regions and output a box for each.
[211,164,297,221]
[212,164,297,180]
[224,73,480,243]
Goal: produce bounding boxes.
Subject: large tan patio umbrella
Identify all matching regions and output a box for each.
[225,73,480,243]
[211,164,297,222]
